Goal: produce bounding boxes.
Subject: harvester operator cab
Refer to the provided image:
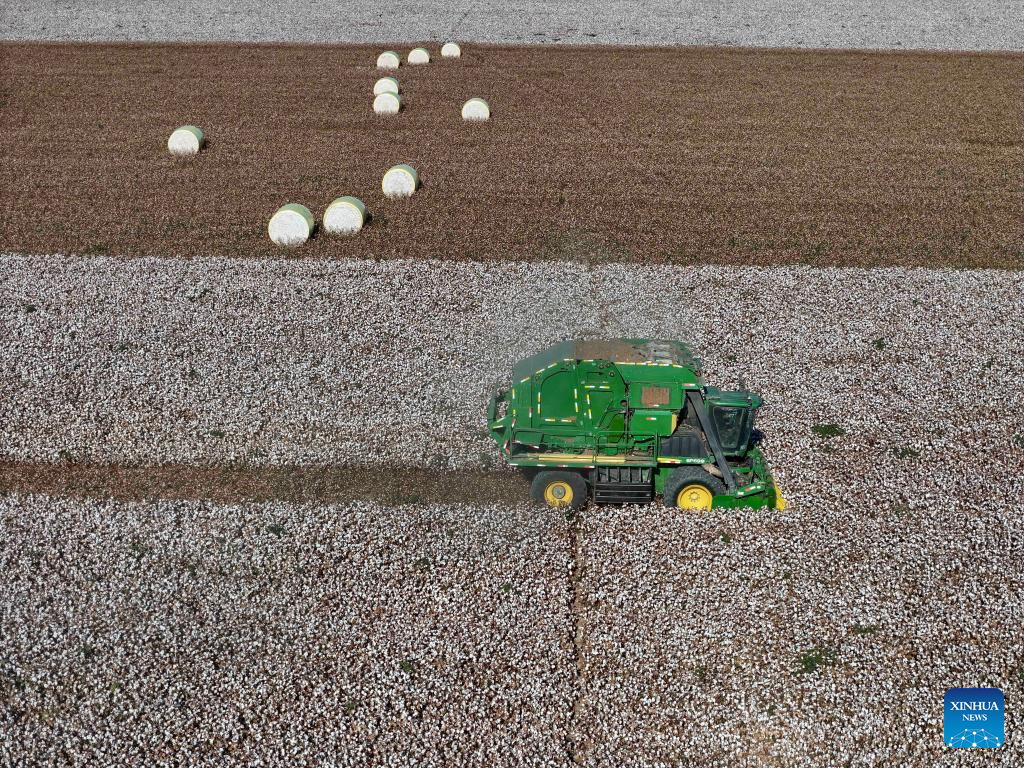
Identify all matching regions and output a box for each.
[703,387,762,457]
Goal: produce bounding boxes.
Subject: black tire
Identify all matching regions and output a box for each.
[663,466,726,511]
[530,471,588,511]
[519,466,543,482]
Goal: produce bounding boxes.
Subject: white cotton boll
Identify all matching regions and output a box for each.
[167,125,204,156]
[268,204,315,247]
[381,164,418,198]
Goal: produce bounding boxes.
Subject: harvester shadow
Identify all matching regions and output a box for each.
[0,460,529,507]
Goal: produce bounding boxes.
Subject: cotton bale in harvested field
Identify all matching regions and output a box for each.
[323,196,367,234]
[376,51,400,69]
[461,98,490,121]
[441,42,462,58]
[408,47,430,65]
[382,164,418,198]
[268,203,315,247]
[373,76,399,96]
[373,92,402,114]
[167,125,204,156]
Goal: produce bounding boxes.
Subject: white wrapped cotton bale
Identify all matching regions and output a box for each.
[323,196,367,235]
[441,42,461,58]
[376,51,400,69]
[268,203,315,247]
[382,164,419,199]
[373,92,402,115]
[408,47,430,65]
[461,98,490,121]
[373,76,399,96]
[167,125,204,156]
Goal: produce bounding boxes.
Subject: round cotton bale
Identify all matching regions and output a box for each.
[373,92,403,115]
[323,196,367,235]
[373,76,399,96]
[376,51,400,69]
[441,42,462,58]
[167,125,204,156]
[268,203,315,247]
[381,164,419,199]
[408,47,430,65]
[461,97,490,121]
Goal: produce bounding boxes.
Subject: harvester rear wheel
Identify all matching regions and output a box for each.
[664,467,725,512]
[531,471,588,511]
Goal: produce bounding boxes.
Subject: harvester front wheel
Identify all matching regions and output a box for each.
[531,471,588,511]
[664,467,725,512]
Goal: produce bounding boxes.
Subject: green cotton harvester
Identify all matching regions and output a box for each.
[487,339,786,511]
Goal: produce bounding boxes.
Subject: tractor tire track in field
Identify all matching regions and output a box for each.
[0,460,529,507]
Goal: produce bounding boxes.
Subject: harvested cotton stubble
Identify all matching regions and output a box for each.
[381,164,418,198]
[408,48,430,65]
[373,92,402,114]
[376,51,400,69]
[167,125,204,156]
[441,42,462,58]
[461,98,491,121]
[373,76,399,96]
[268,204,315,247]
[323,196,367,234]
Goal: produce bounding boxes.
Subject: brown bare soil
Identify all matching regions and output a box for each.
[0,460,529,506]
[1,42,1022,267]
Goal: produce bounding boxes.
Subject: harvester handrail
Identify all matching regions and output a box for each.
[488,388,509,425]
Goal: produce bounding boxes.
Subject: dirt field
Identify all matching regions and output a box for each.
[2,42,1022,267]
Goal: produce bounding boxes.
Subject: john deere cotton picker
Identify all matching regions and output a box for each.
[487,339,786,511]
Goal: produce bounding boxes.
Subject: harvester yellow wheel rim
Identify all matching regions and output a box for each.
[544,480,574,507]
[677,484,713,511]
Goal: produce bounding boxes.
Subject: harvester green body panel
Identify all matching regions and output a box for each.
[488,339,784,510]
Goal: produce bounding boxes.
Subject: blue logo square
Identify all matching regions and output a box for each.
[944,688,1004,748]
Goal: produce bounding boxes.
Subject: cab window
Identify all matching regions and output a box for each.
[713,406,746,452]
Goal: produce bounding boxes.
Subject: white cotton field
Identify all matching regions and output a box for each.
[3,253,1024,765]
[0,494,576,766]
[3,0,1022,761]
[2,253,1023,487]
[1,486,1021,765]
[4,0,1021,51]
